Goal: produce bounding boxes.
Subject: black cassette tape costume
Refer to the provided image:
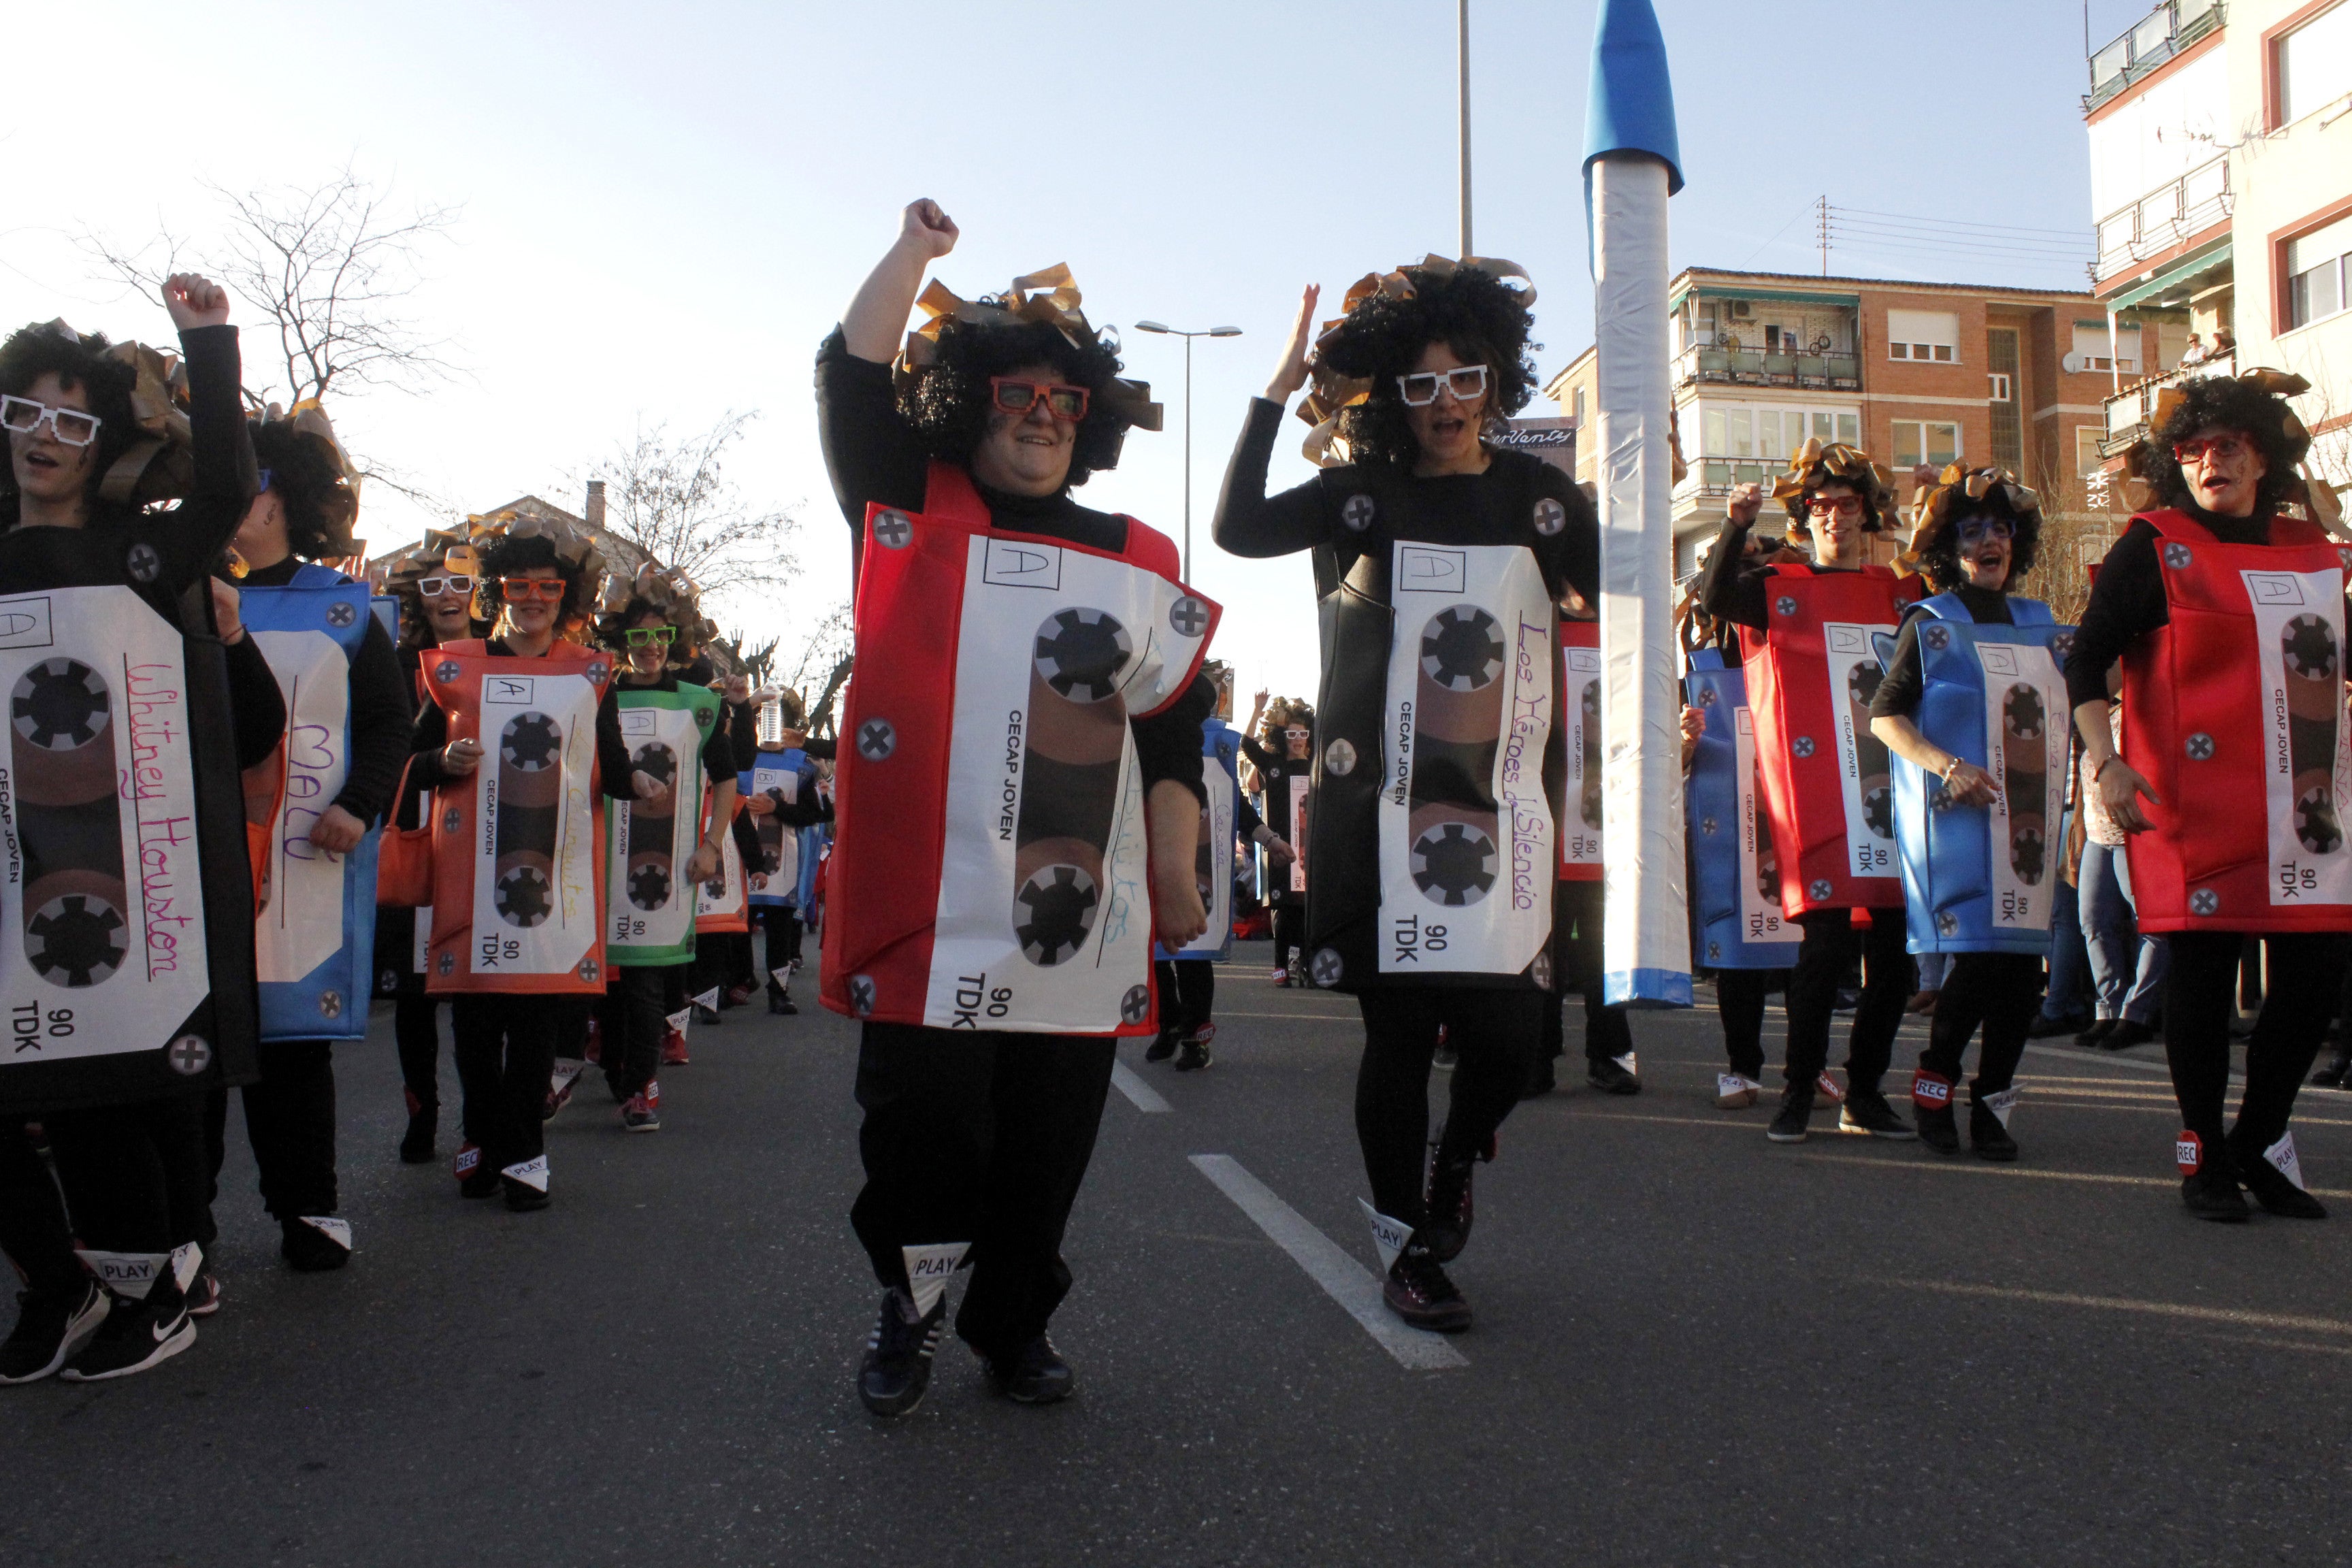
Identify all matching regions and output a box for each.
[1240,693,1313,982]
[0,284,287,1381]
[201,405,411,1271]
[819,203,1212,1415]
[1215,260,1596,1333]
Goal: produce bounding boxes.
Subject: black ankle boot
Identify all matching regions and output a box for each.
[1968,1098,2019,1162]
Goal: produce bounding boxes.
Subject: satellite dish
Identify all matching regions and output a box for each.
[2061,351,2089,373]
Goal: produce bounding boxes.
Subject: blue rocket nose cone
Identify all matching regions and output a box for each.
[1582,0,1684,195]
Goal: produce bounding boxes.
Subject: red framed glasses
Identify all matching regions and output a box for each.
[499,576,568,603]
[2173,434,2251,466]
[1806,495,1865,519]
[990,378,1089,422]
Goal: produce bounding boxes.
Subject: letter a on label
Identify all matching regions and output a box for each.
[900,1241,972,1317]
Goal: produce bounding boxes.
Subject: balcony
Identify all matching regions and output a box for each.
[1679,458,1781,503]
[1671,344,1860,391]
[2095,152,2232,282]
[2087,0,2223,110]
[2100,350,2232,455]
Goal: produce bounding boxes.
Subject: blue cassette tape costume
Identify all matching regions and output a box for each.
[1880,595,2072,959]
[242,562,382,1040]
[1685,649,1801,973]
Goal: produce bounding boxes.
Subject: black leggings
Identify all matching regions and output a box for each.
[1785,909,1910,1094]
[601,964,682,1099]
[1542,881,1633,1067]
[760,907,804,992]
[1917,951,2042,1101]
[2166,932,2349,1152]
[1272,902,1305,975]
[205,1039,340,1220]
[0,1122,78,1293]
[45,1094,213,1255]
[1354,988,1539,1229]
[451,995,559,1173]
[1714,968,1784,1079]
[1154,959,1216,1039]
[395,992,444,1115]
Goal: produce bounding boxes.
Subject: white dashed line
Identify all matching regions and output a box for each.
[1110,1062,1173,1113]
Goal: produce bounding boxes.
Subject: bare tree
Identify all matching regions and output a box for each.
[84,166,459,410]
[783,598,853,695]
[574,413,800,597]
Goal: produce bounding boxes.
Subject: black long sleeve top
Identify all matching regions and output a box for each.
[406,646,632,798]
[813,326,1211,801]
[1869,584,2015,720]
[1211,397,1600,605]
[1695,515,1889,633]
[236,555,412,821]
[1239,732,1312,844]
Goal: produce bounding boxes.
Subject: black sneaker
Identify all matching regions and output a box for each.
[0,1281,109,1385]
[1382,1243,1472,1333]
[1916,1103,1960,1154]
[1143,1032,1179,1063]
[399,1095,437,1164]
[503,1177,550,1212]
[1174,1035,1213,1071]
[769,992,798,1016]
[1422,1151,1477,1262]
[2313,1049,2352,1089]
[1969,1100,2019,1162]
[983,1335,1076,1405]
[2182,1167,2251,1222]
[1840,1090,1916,1139]
[1767,1087,1814,1143]
[59,1291,194,1382]
[1586,1056,1642,1096]
[280,1217,353,1273]
[858,1288,945,1417]
[692,1004,721,1026]
[2230,1132,2328,1220]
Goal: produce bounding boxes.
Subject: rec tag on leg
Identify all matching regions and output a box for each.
[2264,1132,2306,1190]
[502,1155,550,1192]
[900,1241,971,1318]
[1981,1086,2020,1128]
[1911,1070,1953,1111]
[1358,1199,1413,1275]
[2176,1130,2203,1174]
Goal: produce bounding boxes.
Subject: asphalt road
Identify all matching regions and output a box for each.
[7,939,2351,1567]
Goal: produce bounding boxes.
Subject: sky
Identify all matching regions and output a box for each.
[4,0,2155,706]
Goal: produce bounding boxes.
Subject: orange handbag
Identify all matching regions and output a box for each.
[375,754,435,908]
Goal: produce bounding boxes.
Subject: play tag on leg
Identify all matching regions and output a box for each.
[1612,1052,1637,1075]
[298,1217,354,1252]
[549,1058,585,1094]
[76,1250,169,1301]
[665,1007,692,1034]
[770,966,795,988]
[1358,1199,1413,1275]
[168,1241,203,1294]
[2264,1132,2306,1191]
[1982,1086,2021,1128]
[691,986,720,1011]
[900,1242,970,1318]
[502,1156,550,1193]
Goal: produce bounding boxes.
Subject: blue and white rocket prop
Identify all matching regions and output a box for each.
[1584,0,1691,1006]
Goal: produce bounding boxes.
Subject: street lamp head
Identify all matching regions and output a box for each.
[1134,321,1173,334]
[1209,327,1244,337]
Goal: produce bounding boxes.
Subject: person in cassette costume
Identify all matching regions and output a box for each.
[201,404,412,1269]
[0,278,287,1381]
[1867,468,2064,1161]
[819,200,1213,1414]
[1240,690,1314,983]
[593,567,736,1132]
[1701,442,1921,1145]
[406,519,640,1211]
[2066,370,2352,1222]
[380,527,491,1162]
[740,684,832,1015]
[1214,260,1597,1333]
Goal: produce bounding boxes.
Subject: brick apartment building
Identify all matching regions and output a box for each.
[1546,267,2121,576]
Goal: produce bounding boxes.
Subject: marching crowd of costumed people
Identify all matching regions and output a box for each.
[1,200,2348,1414]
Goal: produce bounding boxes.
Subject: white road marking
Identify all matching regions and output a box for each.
[1188,1154,1467,1371]
[1110,1062,1172,1114]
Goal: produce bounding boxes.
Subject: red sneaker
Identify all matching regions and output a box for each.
[661,1030,689,1066]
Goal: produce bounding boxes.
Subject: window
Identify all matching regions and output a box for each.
[2277,2,2352,127]
[2287,214,2352,331]
[1728,408,1752,458]
[1988,374,2012,404]
[1886,308,1960,363]
[2071,324,2140,374]
[2076,426,2106,478]
[1573,386,1586,425]
[1890,421,1961,470]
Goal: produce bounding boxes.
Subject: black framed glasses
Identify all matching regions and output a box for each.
[1394,365,1489,406]
[1956,517,2015,544]
[1,395,101,446]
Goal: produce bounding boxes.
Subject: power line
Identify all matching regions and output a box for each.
[1829,220,2092,258]
[1835,205,2095,241]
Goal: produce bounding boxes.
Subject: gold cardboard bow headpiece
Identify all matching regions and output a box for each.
[1769,438,1894,504]
[85,330,195,507]
[1911,463,2040,537]
[894,263,1162,434]
[599,559,719,647]
[472,509,608,633]
[252,397,363,555]
[1294,255,1535,468]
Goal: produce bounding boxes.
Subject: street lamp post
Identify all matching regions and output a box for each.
[1134,321,1242,580]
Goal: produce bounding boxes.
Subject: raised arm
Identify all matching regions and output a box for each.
[1212,286,1329,559]
[840,200,959,364]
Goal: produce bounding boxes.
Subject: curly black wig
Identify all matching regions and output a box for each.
[595,594,700,662]
[1313,265,1537,471]
[2132,372,2310,517]
[0,321,142,528]
[898,318,1132,487]
[1910,469,2042,592]
[248,417,357,560]
[480,532,595,631]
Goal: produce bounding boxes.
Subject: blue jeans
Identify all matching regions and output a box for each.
[2040,867,2093,1022]
[2080,840,2168,1023]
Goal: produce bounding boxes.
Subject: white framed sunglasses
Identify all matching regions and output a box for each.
[1394,365,1489,406]
[1,394,103,447]
[415,574,476,598]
